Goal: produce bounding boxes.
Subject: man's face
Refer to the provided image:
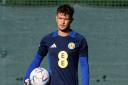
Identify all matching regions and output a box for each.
[56,13,72,32]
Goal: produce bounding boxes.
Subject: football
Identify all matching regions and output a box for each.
[30,67,49,85]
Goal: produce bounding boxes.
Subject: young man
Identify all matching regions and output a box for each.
[24,4,89,85]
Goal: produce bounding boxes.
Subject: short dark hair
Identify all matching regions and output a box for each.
[57,4,74,19]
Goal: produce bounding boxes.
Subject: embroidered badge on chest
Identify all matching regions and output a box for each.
[68,42,75,50]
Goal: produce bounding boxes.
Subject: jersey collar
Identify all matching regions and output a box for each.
[52,29,76,38]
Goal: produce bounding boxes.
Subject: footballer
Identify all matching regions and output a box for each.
[24,4,89,85]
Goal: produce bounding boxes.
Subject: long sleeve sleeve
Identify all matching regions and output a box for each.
[24,37,48,80]
[24,53,43,80]
[79,55,89,85]
[79,36,89,85]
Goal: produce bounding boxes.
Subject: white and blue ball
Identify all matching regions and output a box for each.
[30,67,49,85]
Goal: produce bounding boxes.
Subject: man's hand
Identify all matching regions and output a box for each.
[24,79,30,85]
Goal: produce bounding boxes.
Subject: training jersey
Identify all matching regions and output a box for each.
[37,30,88,85]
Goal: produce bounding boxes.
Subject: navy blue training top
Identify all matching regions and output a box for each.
[38,30,88,85]
[24,30,89,85]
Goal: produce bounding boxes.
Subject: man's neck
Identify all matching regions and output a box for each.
[58,29,70,37]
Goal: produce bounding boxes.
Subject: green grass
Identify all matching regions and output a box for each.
[4,0,128,6]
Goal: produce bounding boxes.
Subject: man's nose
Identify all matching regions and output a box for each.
[62,19,65,24]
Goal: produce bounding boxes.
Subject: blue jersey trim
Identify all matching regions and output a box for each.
[79,55,89,85]
[70,31,76,38]
[52,31,58,37]
[52,29,76,38]
[24,53,43,80]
